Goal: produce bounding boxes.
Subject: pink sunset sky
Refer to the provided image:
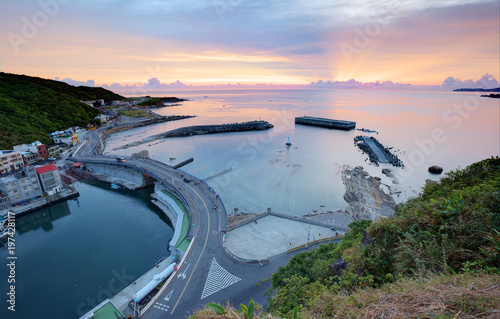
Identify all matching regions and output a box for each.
[0,0,498,89]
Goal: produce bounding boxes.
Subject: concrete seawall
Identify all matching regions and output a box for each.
[295,116,356,130]
[151,121,274,139]
[114,121,274,150]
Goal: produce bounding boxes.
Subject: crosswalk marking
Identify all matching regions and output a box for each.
[154,302,170,312]
[201,258,241,299]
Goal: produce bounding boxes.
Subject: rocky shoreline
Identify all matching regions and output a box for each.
[342,165,396,221]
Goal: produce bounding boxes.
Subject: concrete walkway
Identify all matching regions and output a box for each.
[225,215,344,260]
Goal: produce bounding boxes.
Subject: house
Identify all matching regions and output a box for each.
[0,166,43,205]
[37,144,48,160]
[13,141,43,153]
[47,144,62,159]
[20,152,39,165]
[95,114,112,124]
[0,151,24,175]
[35,164,63,195]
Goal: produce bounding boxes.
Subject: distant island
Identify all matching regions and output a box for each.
[480,93,500,99]
[453,87,500,92]
[137,96,188,107]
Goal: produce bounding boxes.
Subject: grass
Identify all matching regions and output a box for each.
[190,273,499,319]
[118,109,152,118]
[301,272,499,319]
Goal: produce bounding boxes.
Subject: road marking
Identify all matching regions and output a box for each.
[177,263,190,280]
[164,289,174,302]
[154,302,170,312]
[170,184,211,314]
[201,258,241,299]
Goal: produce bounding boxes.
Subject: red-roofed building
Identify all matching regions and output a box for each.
[36,164,63,195]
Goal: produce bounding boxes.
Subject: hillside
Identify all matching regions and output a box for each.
[0,73,124,149]
[196,157,500,318]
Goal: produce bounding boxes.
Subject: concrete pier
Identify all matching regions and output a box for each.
[295,116,356,130]
[361,136,389,163]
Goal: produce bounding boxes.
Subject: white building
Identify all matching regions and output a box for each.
[0,151,24,175]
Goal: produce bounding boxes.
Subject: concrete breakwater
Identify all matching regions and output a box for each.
[105,115,195,135]
[354,135,404,167]
[295,116,356,130]
[114,121,274,150]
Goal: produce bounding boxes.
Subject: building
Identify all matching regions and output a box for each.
[49,129,79,147]
[47,144,62,159]
[0,151,24,175]
[37,144,48,160]
[35,164,63,195]
[13,141,43,153]
[81,99,104,107]
[20,152,39,165]
[0,166,43,205]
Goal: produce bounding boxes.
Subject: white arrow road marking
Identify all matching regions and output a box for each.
[177,263,191,280]
[164,289,174,301]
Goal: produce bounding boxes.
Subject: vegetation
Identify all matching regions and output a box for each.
[0,72,124,149]
[196,157,500,318]
[117,109,153,118]
[138,96,186,107]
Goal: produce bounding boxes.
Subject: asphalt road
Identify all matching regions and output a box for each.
[72,127,336,318]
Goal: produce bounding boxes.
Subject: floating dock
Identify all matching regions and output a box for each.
[295,116,356,130]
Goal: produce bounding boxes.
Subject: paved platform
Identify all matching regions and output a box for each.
[225,214,344,260]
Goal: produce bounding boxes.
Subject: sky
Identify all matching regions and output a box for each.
[0,0,499,88]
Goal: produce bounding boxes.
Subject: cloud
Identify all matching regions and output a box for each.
[56,77,96,87]
[442,73,499,89]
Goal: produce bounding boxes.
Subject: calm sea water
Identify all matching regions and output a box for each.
[106,89,499,215]
[0,181,173,319]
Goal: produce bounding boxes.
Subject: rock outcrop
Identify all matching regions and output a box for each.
[428,165,443,174]
[342,166,396,221]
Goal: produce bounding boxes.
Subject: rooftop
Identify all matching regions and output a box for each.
[35,164,58,175]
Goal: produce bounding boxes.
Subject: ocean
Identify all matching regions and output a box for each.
[107,89,499,216]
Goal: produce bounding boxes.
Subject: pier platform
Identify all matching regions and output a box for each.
[295,116,356,130]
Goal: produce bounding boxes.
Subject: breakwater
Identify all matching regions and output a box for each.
[354,135,404,167]
[295,116,356,130]
[114,121,274,150]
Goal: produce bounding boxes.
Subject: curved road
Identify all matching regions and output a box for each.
[72,127,336,318]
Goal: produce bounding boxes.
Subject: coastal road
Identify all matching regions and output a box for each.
[72,127,335,318]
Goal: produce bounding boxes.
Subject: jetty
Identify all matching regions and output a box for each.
[295,116,356,130]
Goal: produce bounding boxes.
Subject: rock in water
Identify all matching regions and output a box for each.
[428,165,443,174]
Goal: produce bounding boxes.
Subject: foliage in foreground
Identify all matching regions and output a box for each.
[267,157,500,317]
[198,273,498,319]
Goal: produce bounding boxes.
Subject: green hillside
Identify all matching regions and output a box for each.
[0,72,124,149]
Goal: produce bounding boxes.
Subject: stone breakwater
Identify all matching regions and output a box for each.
[354,135,404,167]
[114,121,274,150]
[342,166,396,221]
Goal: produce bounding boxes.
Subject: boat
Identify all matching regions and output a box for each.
[285,137,292,146]
[110,183,121,189]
